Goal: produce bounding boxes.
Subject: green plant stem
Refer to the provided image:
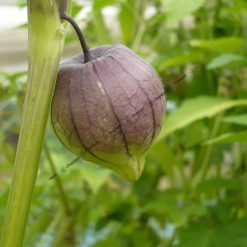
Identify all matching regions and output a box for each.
[131,20,146,51]
[214,0,222,25]
[44,143,71,215]
[176,146,190,191]
[24,212,52,245]
[193,113,223,186]
[50,215,75,247]
[44,143,76,246]
[0,1,68,246]
[243,143,247,215]
[37,209,64,246]
[131,0,146,51]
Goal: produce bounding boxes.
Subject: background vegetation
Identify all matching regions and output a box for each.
[1,0,247,246]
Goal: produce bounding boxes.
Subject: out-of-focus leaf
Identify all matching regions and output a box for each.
[161,0,205,25]
[177,219,247,247]
[141,194,206,226]
[16,0,26,7]
[207,54,245,69]
[141,194,177,214]
[92,1,113,44]
[158,52,205,69]
[148,219,175,241]
[196,177,242,193]
[92,238,122,247]
[222,114,247,126]
[204,130,247,145]
[156,97,247,142]
[24,213,53,246]
[79,162,111,193]
[93,0,117,13]
[190,37,244,53]
[71,2,84,17]
[177,224,209,247]
[181,122,206,148]
[118,0,137,44]
[148,141,175,181]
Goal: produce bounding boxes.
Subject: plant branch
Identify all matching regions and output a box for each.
[44,143,71,216]
[192,113,223,187]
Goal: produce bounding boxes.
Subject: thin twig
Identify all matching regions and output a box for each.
[44,143,71,216]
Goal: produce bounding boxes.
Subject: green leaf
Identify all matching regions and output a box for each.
[196,177,242,193]
[16,0,27,8]
[141,194,177,215]
[93,0,117,13]
[177,224,209,247]
[178,219,247,247]
[158,52,205,69]
[148,141,175,180]
[207,54,245,70]
[142,194,206,226]
[79,162,111,193]
[156,97,247,142]
[204,130,247,145]
[161,0,205,25]
[118,0,137,44]
[190,37,244,53]
[222,114,247,126]
[71,3,83,17]
[92,239,122,247]
[92,1,113,44]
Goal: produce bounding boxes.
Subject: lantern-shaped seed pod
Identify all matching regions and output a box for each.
[52,45,165,181]
[52,14,165,181]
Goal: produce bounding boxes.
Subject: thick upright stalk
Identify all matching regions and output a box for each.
[0,1,66,246]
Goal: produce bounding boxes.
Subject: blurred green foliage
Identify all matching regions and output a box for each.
[1,0,247,246]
